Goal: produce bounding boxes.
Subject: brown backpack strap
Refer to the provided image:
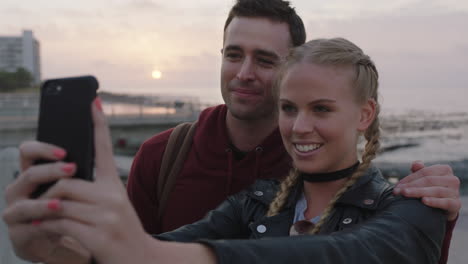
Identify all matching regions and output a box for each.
[157,121,198,220]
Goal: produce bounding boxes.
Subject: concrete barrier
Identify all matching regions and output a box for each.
[1,148,30,264]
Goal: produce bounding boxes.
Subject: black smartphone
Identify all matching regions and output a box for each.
[31,75,99,198]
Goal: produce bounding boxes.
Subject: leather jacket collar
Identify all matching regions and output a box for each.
[247,165,391,212]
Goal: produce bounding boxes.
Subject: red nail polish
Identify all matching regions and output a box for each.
[31,220,42,226]
[62,163,76,173]
[94,97,103,111]
[47,199,61,211]
[53,149,66,159]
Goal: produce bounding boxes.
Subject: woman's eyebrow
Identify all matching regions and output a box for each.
[308,99,336,104]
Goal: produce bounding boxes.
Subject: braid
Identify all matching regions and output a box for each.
[310,108,381,234]
[310,162,368,234]
[363,105,381,162]
[267,169,300,217]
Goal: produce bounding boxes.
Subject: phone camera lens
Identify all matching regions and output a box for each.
[45,82,61,95]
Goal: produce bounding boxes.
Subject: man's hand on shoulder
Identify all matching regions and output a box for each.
[393,161,461,221]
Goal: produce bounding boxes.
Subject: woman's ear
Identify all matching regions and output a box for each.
[357,99,376,132]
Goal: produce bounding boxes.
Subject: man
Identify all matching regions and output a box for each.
[127,0,304,234]
[127,1,460,255]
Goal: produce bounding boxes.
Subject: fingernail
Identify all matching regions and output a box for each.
[31,220,42,226]
[94,97,103,111]
[61,163,76,174]
[53,149,66,159]
[47,199,61,211]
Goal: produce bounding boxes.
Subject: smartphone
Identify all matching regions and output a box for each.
[31,75,99,198]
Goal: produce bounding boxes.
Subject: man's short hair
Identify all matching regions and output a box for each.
[224,0,306,47]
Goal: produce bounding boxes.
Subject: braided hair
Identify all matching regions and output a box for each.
[267,38,381,234]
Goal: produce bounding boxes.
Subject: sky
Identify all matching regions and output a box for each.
[1,0,467,112]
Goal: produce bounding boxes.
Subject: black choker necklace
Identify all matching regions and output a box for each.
[299,162,360,183]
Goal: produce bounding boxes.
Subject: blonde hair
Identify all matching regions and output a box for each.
[267,38,381,234]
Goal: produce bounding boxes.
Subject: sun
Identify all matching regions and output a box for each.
[152,70,162,79]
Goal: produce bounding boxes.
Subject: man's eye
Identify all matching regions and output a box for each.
[225,53,242,60]
[258,57,275,66]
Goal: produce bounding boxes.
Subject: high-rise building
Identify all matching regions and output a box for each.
[0,30,41,84]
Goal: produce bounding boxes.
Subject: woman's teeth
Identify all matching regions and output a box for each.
[295,144,322,152]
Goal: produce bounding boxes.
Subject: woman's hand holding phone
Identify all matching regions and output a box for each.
[35,98,156,264]
[2,140,91,264]
[3,98,158,264]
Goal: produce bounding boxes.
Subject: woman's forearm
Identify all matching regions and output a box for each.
[148,236,217,264]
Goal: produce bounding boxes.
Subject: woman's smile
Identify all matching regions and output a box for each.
[294,143,323,153]
[278,62,363,173]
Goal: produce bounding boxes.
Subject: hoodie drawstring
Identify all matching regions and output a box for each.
[225,146,263,195]
[225,148,233,195]
[254,146,263,181]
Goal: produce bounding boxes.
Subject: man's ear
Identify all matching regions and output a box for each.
[357,99,377,132]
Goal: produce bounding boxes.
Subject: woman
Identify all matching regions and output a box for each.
[3,38,445,264]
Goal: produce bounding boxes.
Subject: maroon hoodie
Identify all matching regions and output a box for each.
[127,105,291,234]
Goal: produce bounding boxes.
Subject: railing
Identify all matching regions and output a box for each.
[0,92,213,129]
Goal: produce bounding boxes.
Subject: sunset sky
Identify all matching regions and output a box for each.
[1,0,467,111]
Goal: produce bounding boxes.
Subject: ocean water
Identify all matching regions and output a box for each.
[374,109,468,194]
[111,85,467,114]
[379,86,467,114]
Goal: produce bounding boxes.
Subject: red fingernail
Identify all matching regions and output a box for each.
[94,97,103,111]
[62,163,76,174]
[31,220,42,226]
[47,199,61,211]
[53,149,66,159]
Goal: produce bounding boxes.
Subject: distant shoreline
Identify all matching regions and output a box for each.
[375,159,468,195]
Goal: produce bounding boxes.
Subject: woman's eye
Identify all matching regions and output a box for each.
[314,105,330,113]
[281,104,296,113]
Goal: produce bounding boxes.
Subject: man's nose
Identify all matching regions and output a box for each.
[236,58,255,81]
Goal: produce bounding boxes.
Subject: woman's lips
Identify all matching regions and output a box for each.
[293,143,323,158]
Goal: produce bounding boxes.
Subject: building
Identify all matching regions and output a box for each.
[0,30,41,84]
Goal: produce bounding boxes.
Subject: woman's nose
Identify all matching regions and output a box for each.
[292,112,314,134]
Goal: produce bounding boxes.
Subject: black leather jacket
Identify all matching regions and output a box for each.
[157,166,445,264]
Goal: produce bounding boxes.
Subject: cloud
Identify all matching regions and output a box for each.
[305,11,468,87]
[127,0,163,9]
[301,10,468,112]
[1,6,31,16]
[2,0,465,107]
[121,0,165,14]
[297,0,468,20]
